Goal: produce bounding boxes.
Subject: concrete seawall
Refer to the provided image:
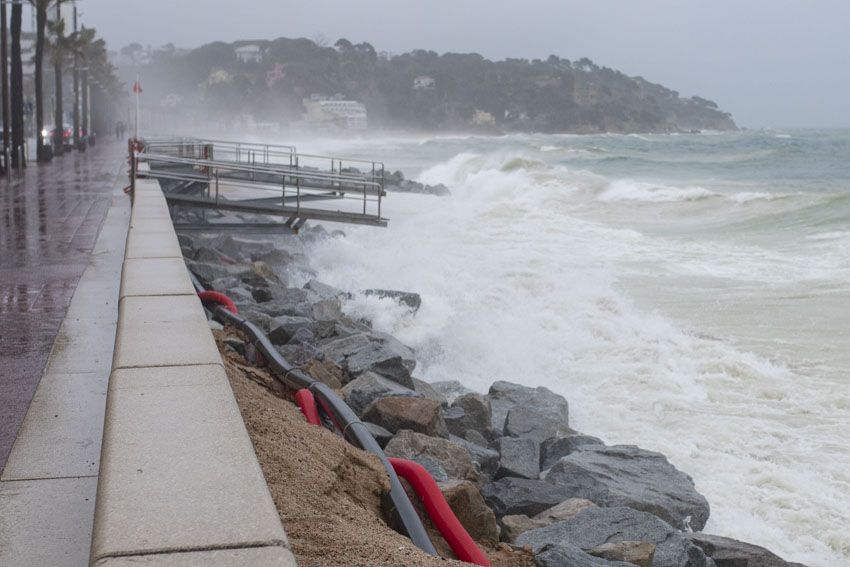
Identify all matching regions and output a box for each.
[89,177,297,565]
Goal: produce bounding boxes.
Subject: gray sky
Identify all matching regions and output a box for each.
[79,0,849,129]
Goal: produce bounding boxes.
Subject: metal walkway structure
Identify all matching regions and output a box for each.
[133,137,388,232]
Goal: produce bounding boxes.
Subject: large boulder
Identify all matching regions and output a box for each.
[362,422,394,449]
[504,406,574,442]
[362,397,449,438]
[310,298,343,321]
[384,430,478,482]
[341,372,422,416]
[516,507,713,567]
[540,434,604,470]
[482,477,571,518]
[363,288,422,312]
[303,279,346,300]
[412,378,447,406]
[685,533,806,567]
[439,480,499,542]
[319,332,417,388]
[448,435,500,480]
[534,543,635,567]
[500,498,596,543]
[267,316,314,346]
[496,437,540,480]
[430,380,475,405]
[488,381,570,434]
[545,445,710,531]
[446,393,492,438]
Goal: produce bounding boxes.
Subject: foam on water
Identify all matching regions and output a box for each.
[298,131,850,567]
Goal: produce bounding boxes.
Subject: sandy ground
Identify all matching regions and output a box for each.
[216,332,532,567]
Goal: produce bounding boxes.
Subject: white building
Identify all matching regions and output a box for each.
[303,96,367,130]
[236,45,263,63]
[413,75,435,90]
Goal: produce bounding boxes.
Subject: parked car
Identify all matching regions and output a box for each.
[42,124,74,148]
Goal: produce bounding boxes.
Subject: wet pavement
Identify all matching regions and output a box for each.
[0,141,126,472]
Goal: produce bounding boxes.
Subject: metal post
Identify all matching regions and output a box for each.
[296,175,300,214]
[215,170,219,205]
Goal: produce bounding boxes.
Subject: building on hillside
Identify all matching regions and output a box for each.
[471,109,496,126]
[413,75,435,90]
[236,44,263,63]
[266,63,286,87]
[303,95,368,130]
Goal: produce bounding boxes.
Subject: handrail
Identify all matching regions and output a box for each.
[137,152,384,194]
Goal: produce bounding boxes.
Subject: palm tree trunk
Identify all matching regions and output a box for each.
[10,1,24,168]
[53,2,63,156]
[1,2,9,172]
[81,68,88,143]
[72,4,79,149]
[35,6,47,161]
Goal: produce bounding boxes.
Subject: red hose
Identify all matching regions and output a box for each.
[294,389,322,426]
[389,458,491,566]
[197,291,238,314]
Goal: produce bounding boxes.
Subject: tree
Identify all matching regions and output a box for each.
[31,0,50,161]
[49,2,66,155]
[10,0,24,167]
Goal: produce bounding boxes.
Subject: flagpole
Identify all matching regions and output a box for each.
[134,74,140,139]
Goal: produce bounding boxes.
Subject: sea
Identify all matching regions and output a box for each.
[260,129,850,566]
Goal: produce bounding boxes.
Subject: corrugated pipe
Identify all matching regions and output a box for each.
[193,286,438,557]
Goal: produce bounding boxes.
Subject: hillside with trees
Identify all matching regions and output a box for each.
[117,37,736,134]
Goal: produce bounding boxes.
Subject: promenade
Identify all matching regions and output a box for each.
[0,141,129,565]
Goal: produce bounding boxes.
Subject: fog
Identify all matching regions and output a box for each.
[80,0,849,129]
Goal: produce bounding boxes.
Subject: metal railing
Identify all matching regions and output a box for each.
[133,145,386,229]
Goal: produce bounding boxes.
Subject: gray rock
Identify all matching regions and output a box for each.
[362,397,449,438]
[187,261,248,288]
[251,297,312,318]
[238,308,274,332]
[268,316,314,346]
[362,421,394,449]
[210,276,243,293]
[412,378,448,406]
[545,445,710,531]
[482,477,571,518]
[304,279,346,300]
[311,298,343,321]
[341,372,422,416]
[448,435,500,479]
[488,381,570,434]
[516,506,713,567]
[363,288,422,312]
[430,380,475,405]
[384,430,478,482]
[320,332,417,388]
[500,514,547,543]
[446,394,492,438]
[496,437,540,480]
[504,406,574,442]
[541,434,604,470]
[534,543,635,567]
[685,533,805,567]
[228,286,255,304]
[287,327,315,346]
[464,429,490,448]
[223,337,246,357]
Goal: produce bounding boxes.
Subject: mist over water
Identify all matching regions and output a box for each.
[255,129,849,566]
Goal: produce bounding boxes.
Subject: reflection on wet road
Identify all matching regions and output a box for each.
[0,142,125,470]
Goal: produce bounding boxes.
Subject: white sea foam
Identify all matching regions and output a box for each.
[300,134,849,567]
[599,180,718,203]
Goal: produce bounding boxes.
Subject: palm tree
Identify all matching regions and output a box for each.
[10,0,25,168]
[49,2,65,155]
[31,0,51,161]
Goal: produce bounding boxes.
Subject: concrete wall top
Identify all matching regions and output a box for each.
[90,179,296,566]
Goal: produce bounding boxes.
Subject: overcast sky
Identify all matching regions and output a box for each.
[78,0,849,129]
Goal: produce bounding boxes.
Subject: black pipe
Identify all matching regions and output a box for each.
[201,289,437,556]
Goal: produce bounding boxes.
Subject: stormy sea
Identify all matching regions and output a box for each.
[262,129,849,566]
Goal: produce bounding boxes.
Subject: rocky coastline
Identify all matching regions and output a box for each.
[180,226,806,567]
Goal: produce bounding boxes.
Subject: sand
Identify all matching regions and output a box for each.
[216,332,531,567]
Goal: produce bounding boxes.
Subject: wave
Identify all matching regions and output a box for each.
[599,180,718,203]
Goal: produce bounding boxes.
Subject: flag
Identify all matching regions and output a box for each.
[132,81,143,94]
